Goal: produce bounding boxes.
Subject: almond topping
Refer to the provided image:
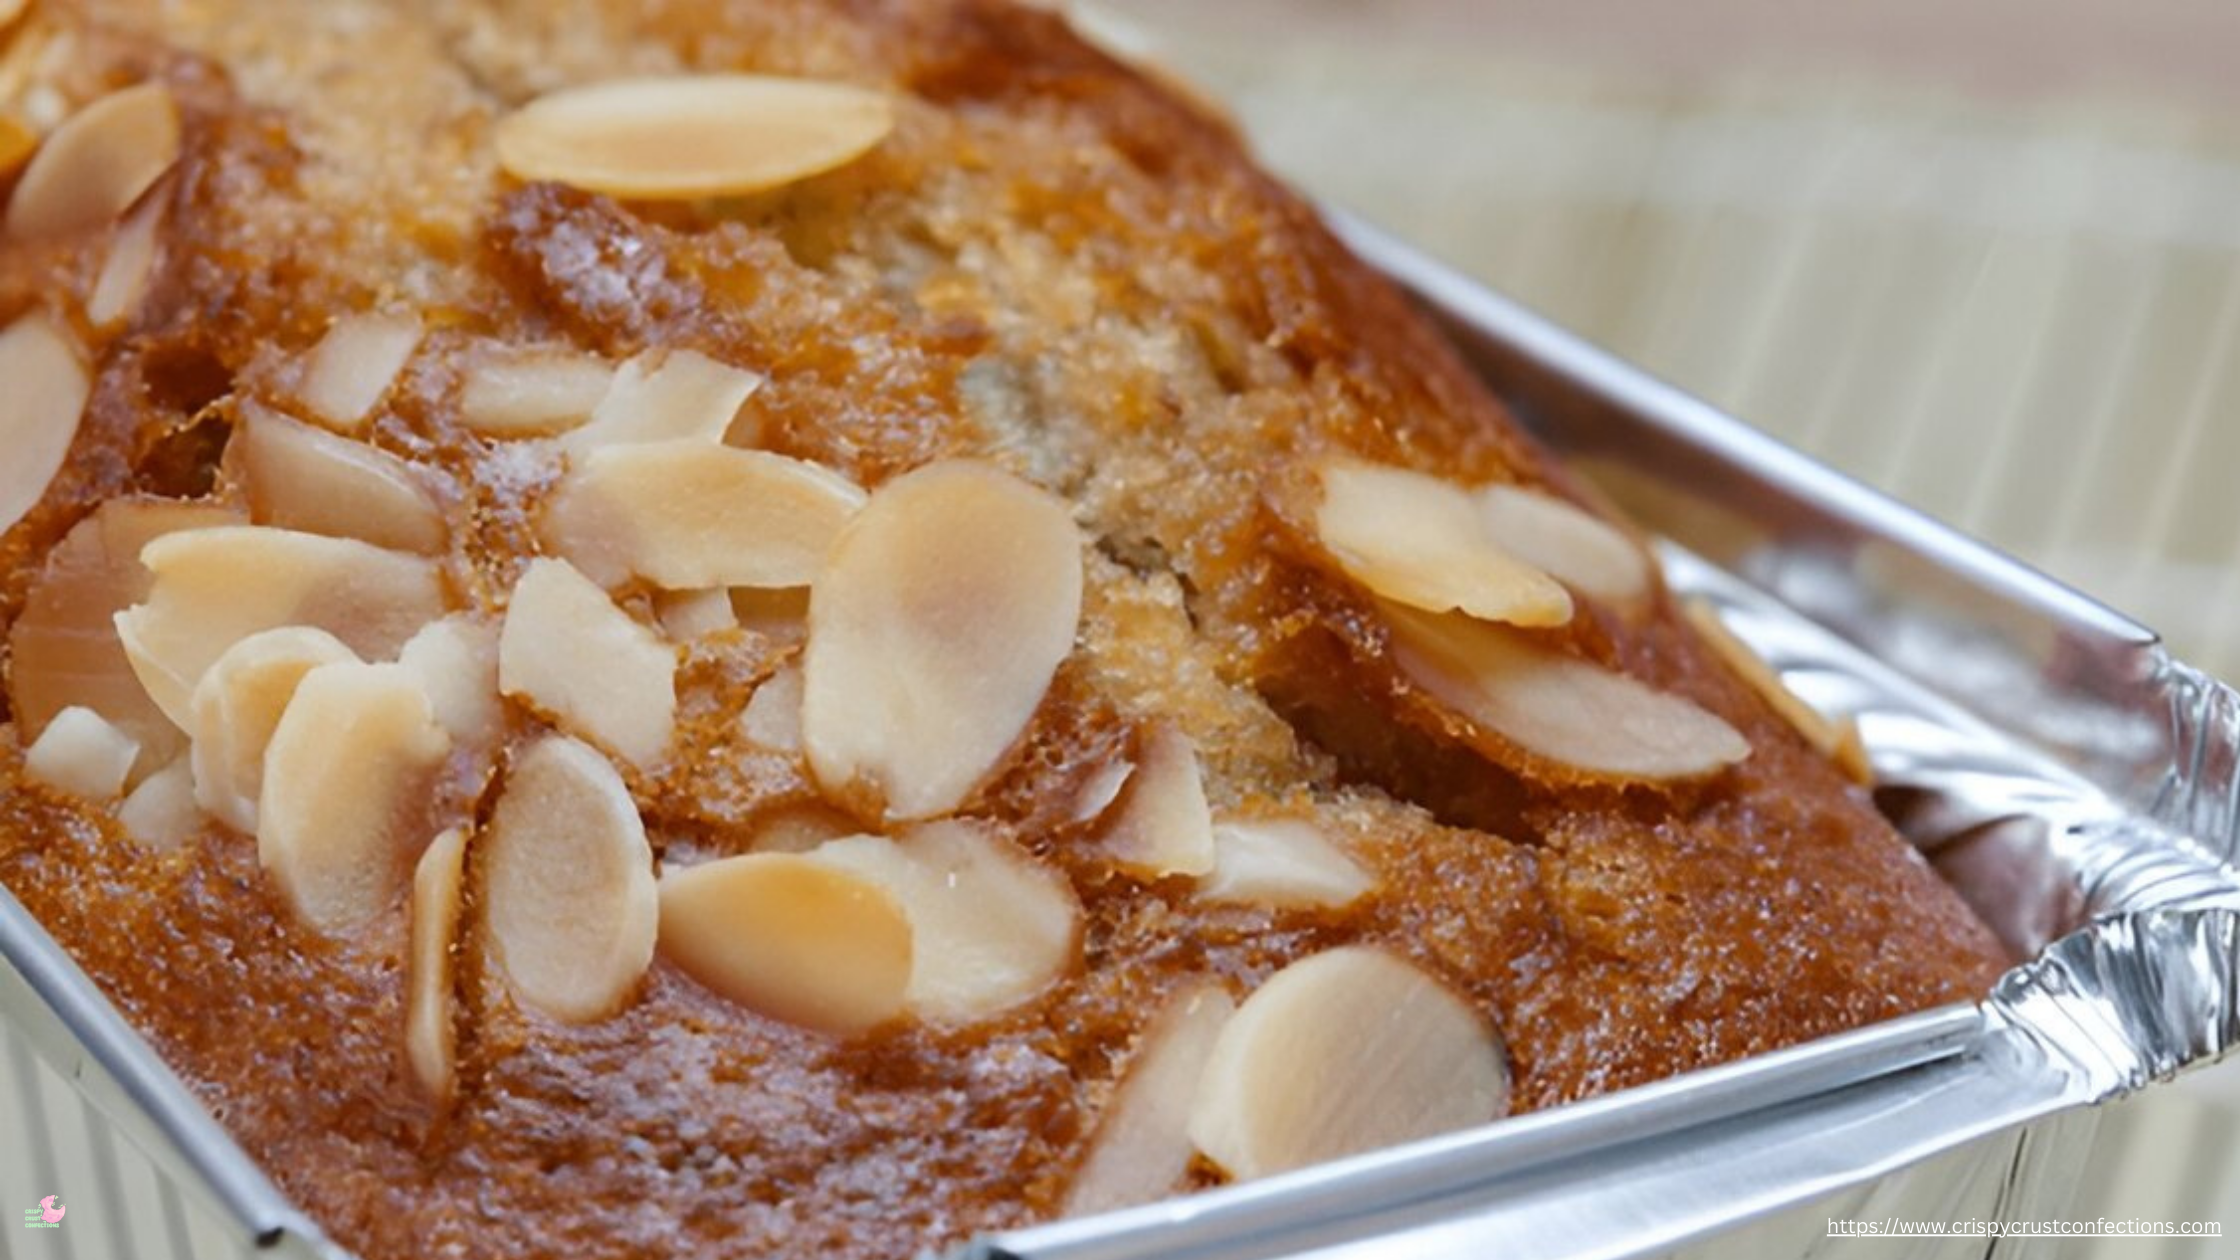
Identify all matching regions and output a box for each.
[1312,459,1571,627]
[1189,947,1508,1180]
[115,526,447,729]
[1065,983,1236,1217]
[808,820,1079,1024]
[457,349,614,437]
[1477,484,1651,608]
[496,558,676,768]
[730,586,809,643]
[483,735,658,1023]
[0,311,88,535]
[118,756,200,852]
[236,403,446,554]
[1198,818,1375,910]
[0,115,33,179]
[189,626,359,834]
[1833,715,1873,786]
[407,825,467,1101]
[1069,757,1134,825]
[257,661,450,936]
[87,181,164,330]
[747,803,857,855]
[653,588,736,641]
[560,348,762,456]
[803,460,1083,821]
[658,853,912,1035]
[541,441,864,589]
[1097,725,1214,879]
[1680,598,1870,784]
[5,82,178,239]
[396,614,502,748]
[1381,600,1749,781]
[8,499,238,781]
[22,704,138,800]
[738,663,804,753]
[296,311,421,433]
[494,74,894,201]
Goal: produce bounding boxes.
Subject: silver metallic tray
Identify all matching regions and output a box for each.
[5,211,2238,1260]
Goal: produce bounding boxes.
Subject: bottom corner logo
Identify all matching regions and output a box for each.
[22,1195,64,1227]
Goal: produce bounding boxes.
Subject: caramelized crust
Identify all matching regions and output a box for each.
[0,2,2006,1257]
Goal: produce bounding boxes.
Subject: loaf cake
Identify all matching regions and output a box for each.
[0,1,2009,1256]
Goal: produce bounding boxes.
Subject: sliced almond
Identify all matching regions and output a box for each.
[189,626,359,834]
[1477,484,1651,608]
[457,348,613,437]
[8,499,238,781]
[540,441,863,589]
[22,704,138,800]
[1382,600,1749,781]
[1311,459,1571,627]
[730,586,808,643]
[808,820,1079,1024]
[658,853,912,1035]
[396,614,502,748]
[257,661,450,935]
[1188,947,1508,1180]
[296,311,422,433]
[0,311,88,535]
[236,403,446,554]
[738,663,803,753]
[1680,597,1853,768]
[407,825,467,1102]
[653,588,736,640]
[1069,758,1134,825]
[1097,725,1214,879]
[118,756,201,851]
[803,460,1083,821]
[496,558,675,768]
[87,181,164,330]
[1833,714,1873,786]
[116,526,447,728]
[0,114,34,178]
[483,735,658,1023]
[494,73,894,200]
[560,348,762,456]
[746,802,857,854]
[5,82,178,239]
[1198,818,1375,910]
[1065,983,1237,1217]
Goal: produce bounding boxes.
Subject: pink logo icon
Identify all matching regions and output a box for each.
[21,1195,63,1228]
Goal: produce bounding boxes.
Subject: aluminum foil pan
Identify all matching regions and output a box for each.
[3,212,2237,1260]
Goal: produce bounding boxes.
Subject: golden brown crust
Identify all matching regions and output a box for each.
[0,2,2006,1256]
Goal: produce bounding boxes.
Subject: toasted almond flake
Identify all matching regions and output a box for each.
[23,704,138,800]
[5,82,177,239]
[560,348,762,456]
[1312,459,1571,628]
[483,735,658,1022]
[1066,982,1237,1216]
[747,802,857,854]
[258,661,450,935]
[496,558,675,768]
[1382,600,1749,781]
[738,663,803,753]
[236,403,446,554]
[658,853,912,1035]
[0,115,33,178]
[1833,715,1873,786]
[809,820,1079,1024]
[296,311,421,433]
[87,178,164,330]
[803,460,1083,821]
[1199,818,1375,910]
[118,756,200,851]
[8,500,238,781]
[1097,725,1214,879]
[1680,596,1852,763]
[457,349,613,437]
[1189,947,1507,1180]
[0,311,88,535]
[407,825,467,1101]
[189,626,359,834]
[730,586,808,642]
[653,588,736,641]
[541,441,863,589]
[115,526,447,728]
[397,614,502,748]
[494,74,894,200]
[1477,484,1651,608]
[1070,757,1133,825]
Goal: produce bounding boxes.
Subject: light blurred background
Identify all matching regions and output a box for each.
[1072,1,2240,1254]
